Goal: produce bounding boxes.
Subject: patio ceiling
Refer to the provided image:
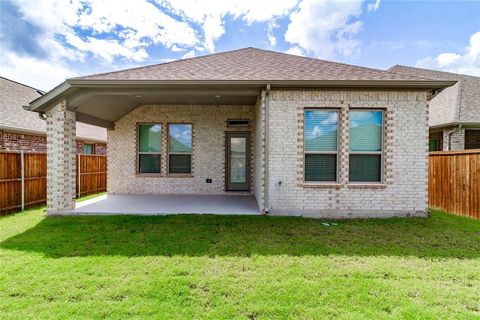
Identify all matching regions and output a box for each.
[28,83,263,129]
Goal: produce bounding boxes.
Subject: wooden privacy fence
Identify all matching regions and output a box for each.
[0,152,107,215]
[429,149,480,220]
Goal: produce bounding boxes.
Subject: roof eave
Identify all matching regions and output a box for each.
[28,81,72,112]
[430,121,480,130]
[67,79,455,88]
[29,79,456,112]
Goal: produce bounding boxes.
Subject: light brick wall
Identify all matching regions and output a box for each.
[254,93,265,211]
[108,104,256,195]
[266,90,429,218]
[443,127,465,151]
[46,101,76,214]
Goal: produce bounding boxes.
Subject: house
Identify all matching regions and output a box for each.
[26,48,455,217]
[388,66,480,151]
[0,77,107,154]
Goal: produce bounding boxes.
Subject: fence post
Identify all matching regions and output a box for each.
[77,154,81,198]
[20,151,24,211]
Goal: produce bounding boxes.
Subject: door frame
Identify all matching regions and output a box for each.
[225,132,251,191]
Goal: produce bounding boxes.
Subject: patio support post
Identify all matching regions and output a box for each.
[46,100,76,214]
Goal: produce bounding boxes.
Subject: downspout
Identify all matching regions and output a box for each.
[264,84,271,214]
[447,124,462,150]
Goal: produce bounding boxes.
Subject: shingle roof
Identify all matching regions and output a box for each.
[0,77,107,142]
[75,47,427,82]
[388,65,480,124]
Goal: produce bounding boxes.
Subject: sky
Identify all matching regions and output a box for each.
[0,0,479,91]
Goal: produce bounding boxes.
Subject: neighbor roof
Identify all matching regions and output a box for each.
[77,47,429,82]
[0,77,107,142]
[389,65,480,125]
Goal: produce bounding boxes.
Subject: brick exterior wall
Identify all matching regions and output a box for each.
[0,130,106,154]
[254,93,265,211]
[108,104,256,195]
[442,127,465,151]
[46,101,77,214]
[103,90,429,218]
[266,90,429,218]
[0,130,47,153]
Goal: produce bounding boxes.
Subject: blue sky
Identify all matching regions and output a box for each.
[0,0,479,91]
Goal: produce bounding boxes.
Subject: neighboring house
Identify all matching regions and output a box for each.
[388,66,480,151]
[26,48,454,217]
[0,77,107,154]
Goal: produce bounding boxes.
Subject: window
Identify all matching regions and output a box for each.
[349,110,383,182]
[465,130,480,149]
[304,109,338,182]
[168,124,192,174]
[429,138,439,151]
[138,124,162,173]
[83,144,94,154]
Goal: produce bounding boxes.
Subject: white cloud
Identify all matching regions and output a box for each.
[0,51,77,91]
[284,0,364,59]
[267,20,279,47]
[367,0,381,11]
[1,0,383,90]
[2,0,200,90]
[10,0,198,64]
[285,46,305,56]
[415,31,480,76]
[170,45,187,52]
[181,50,196,59]
[159,0,298,52]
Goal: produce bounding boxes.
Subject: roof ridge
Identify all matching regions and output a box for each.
[70,47,255,81]
[0,76,45,94]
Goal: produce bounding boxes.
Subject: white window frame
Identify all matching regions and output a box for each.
[348,109,384,184]
[303,108,340,183]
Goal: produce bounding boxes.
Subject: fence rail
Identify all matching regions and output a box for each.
[429,149,480,220]
[0,152,106,215]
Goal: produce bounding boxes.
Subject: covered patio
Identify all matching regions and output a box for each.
[68,194,260,215]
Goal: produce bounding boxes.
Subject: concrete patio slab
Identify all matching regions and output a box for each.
[67,194,260,215]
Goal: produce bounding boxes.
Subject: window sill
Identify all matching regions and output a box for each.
[165,174,194,178]
[301,183,342,189]
[135,173,194,178]
[136,173,164,178]
[347,183,387,189]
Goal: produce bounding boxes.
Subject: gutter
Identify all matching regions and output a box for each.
[429,121,480,130]
[264,84,271,214]
[66,79,456,88]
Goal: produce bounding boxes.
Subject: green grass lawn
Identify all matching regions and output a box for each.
[0,204,479,319]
